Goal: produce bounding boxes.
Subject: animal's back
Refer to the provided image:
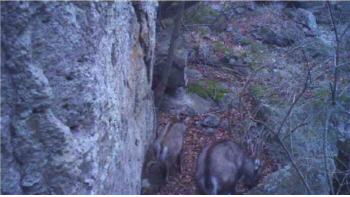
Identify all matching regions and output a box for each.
[162,122,185,154]
[195,146,209,194]
[157,121,185,167]
[205,140,245,194]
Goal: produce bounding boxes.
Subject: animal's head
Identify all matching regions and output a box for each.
[243,158,261,189]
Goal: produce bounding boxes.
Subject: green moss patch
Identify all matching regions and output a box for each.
[187,79,230,102]
[212,41,232,54]
[244,40,270,70]
[250,84,266,97]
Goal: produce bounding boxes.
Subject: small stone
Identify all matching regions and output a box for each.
[195,121,202,128]
[184,106,196,115]
[229,58,236,65]
[202,114,220,127]
[205,128,216,133]
[221,120,229,128]
[226,27,234,32]
[236,7,245,14]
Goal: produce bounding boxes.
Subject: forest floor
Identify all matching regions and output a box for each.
[156,64,279,195]
[154,4,291,194]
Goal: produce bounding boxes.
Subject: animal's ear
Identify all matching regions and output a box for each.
[254,159,260,170]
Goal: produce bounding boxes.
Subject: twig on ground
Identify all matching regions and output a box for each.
[181,19,208,74]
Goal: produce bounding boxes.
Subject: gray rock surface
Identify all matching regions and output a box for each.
[159,87,216,115]
[186,68,203,81]
[220,120,229,129]
[202,114,220,127]
[205,128,216,134]
[153,29,188,90]
[253,26,295,47]
[218,92,239,110]
[1,1,157,194]
[249,161,334,195]
[285,8,318,32]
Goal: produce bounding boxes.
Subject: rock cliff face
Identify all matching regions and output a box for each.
[1,1,157,194]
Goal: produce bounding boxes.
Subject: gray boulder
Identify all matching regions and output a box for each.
[285,8,318,33]
[249,161,334,195]
[252,26,295,47]
[186,68,203,81]
[202,114,220,127]
[159,87,216,115]
[205,128,216,133]
[302,37,333,61]
[218,92,239,110]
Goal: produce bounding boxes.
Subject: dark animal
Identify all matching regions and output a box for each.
[154,116,186,183]
[195,139,260,195]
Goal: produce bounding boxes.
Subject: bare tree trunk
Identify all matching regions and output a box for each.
[154,2,185,106]
[327,1,339,106]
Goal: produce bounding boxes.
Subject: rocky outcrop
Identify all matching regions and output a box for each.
[284,8,318,35]
[1,1,157,195]
[158,87,216,115]
[249,161,335,195]
[252,26,295,47]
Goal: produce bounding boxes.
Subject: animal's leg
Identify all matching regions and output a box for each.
[176,153,182,172]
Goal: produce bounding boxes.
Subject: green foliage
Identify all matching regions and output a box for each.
[245,40,269,70]
[239,36,252,45]
[309,89,330,106]
[311,98,326,106]
[212,41,232,54]
[250,84,267,97]
[199,28,208,37]
[250,40,267,54]
[339,94,350,102]
[310,89,329,97]
[187,79,229,102]
[186,6,219,24]
[162,18,174,26]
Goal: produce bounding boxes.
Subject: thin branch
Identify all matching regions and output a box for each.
[327,1,340,106]
[340,110,350,116]
[276,136,313,195]
[276,55,314,137]
[187,1,204,20]
[154,2,184,105]
[184,24,212,27]
[336,173,348,195]
[280,40,322,59]
[239,75,252,119]
[324,107,334,195]
[251,116,313,194]
[181,19,208,74]
[340,21,350,39]
[282,121,311,141]
[250,118,276,135]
